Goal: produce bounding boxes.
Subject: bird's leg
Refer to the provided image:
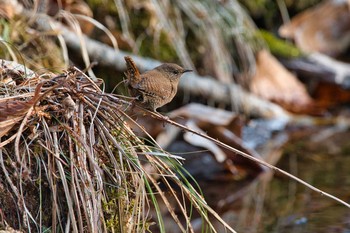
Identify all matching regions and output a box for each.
[161,115,169,127]
[130,94,143,108]
[153,109,170,123]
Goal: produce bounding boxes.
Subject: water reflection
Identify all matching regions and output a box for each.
[154,124,350,233]
[234,128,350,233]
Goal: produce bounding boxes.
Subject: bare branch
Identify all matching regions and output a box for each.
[28,11,289,119]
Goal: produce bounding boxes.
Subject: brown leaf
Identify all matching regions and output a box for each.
[251,50,313,113]
[0,83,43,136]
[47,0,94,35]
[0,0,22,19]
[168,104,265,176]
[313,81,350,108]
[169,103,237,126]
[279,0,350,56]
[0,100,33,121]
[0,116,23,138]
[197,120,265,175]
[62,95,76,119]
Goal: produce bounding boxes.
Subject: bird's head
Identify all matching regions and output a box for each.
[156,63,192,81]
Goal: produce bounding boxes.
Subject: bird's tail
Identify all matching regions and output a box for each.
[124,56,140,82]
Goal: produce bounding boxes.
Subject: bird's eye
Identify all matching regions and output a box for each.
[173,70,179,75]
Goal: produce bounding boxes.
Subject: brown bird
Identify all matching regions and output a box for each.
[124,56,192,111]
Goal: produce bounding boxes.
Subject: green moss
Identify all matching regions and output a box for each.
[0,17,66,71]
[340,143,350,155]
[103,184,143,232]
[138,31,178,61]
[85,0,179,62]
[103,189,121,231]
[239,0,272,16]
[258,29,303,58]
[0,19,11,41]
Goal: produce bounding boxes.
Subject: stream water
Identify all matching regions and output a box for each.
[159,122,350,233]
[263,131,349,232]
[235,127,350,233]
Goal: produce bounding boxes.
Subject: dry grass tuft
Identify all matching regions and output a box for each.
[0,61,236,232]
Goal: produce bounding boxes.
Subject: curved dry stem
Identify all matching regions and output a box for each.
[73,14,119,50]
[148,111,350,209]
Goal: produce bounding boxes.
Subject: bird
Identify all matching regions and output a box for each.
[124,56,192,111]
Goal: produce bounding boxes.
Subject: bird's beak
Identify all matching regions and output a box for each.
[183,69,193,73]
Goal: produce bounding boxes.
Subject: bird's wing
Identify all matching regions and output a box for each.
[134,71,171,100]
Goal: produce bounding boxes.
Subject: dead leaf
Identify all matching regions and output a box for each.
[279,0,350,56]
[184,120,227,163]
[0,83,43,137]
[47,0,94,35]
[0,116,23,138]
[166,103,265,176]
[0,0,22,19]
[169,103,237,125]
[313,82,350,108]
[62,95,75,119]
[251,50,313,113]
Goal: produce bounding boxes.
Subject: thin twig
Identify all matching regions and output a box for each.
[149,111,350,208]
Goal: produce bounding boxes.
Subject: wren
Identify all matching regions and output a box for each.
[124,56,192,111]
